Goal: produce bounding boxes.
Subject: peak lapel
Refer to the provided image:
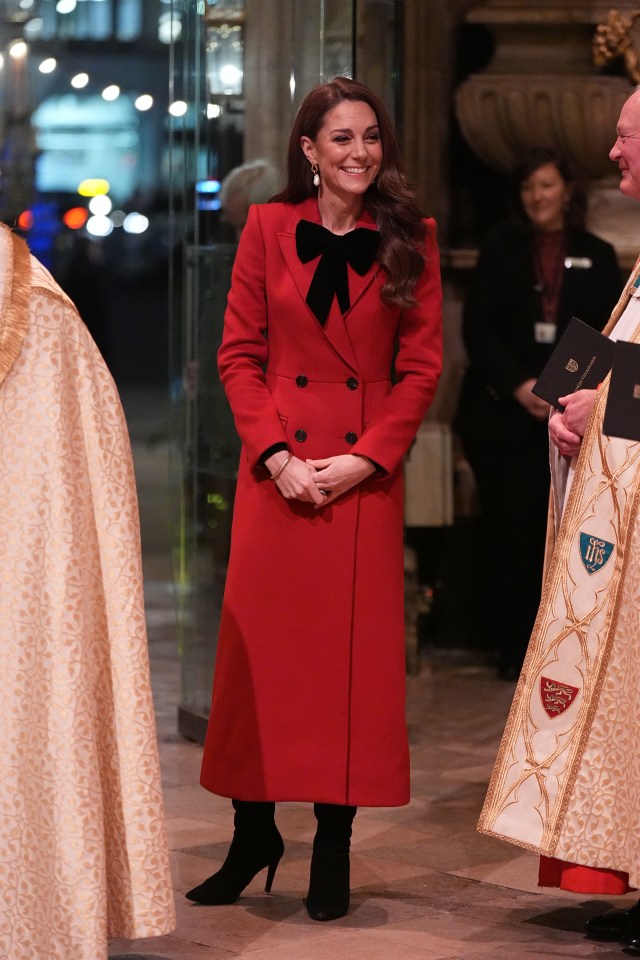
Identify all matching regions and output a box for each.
[347,258,382,315]
[345,206,381,316]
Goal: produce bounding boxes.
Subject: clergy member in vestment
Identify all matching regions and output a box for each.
[0,224,175,960]
[478,87,640,951]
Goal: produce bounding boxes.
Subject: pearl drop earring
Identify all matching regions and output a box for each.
[311,162,320,188]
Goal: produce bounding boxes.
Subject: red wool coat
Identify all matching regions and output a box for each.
[201,197,442,806]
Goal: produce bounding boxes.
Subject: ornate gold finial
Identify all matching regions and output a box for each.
[593,8,640,84]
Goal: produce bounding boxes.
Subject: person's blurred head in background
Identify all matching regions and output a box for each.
[220,159,280,238]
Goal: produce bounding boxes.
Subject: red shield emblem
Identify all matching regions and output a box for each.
[540,676,580,719]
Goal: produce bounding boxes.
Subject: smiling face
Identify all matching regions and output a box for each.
[300,100,382,209]
[519,162,571,232]
[610,90,640,201]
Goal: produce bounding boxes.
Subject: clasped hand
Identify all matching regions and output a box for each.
[549,388,598,458]
[513,377,551,421]
[267,453,375,507]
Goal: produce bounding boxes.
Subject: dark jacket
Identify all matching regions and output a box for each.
[455,223,621,449]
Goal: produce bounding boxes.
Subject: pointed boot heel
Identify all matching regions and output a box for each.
[185,832,284,904]
[186,801,284,905]
[264,855,280,893]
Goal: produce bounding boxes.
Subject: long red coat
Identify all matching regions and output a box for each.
[201,197,442,806]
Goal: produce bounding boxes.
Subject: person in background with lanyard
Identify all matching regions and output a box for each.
[455,147,620,680]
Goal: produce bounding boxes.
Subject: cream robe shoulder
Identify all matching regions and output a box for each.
[0,225,175,960]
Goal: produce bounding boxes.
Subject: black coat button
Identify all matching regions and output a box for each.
[296,375,308,388]
[346,377,358,390]
[345,432,357,445]
[295,429,307,442]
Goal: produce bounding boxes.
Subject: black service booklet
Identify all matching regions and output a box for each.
[532,316,614,411]
[603,339,640,442]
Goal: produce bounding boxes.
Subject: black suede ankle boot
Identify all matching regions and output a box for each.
[305,803,356,921]
[185,800,284,904]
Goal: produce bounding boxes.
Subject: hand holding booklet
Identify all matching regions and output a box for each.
[532,316,614,411]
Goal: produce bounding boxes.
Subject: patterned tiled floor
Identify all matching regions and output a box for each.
[110,405,636,960]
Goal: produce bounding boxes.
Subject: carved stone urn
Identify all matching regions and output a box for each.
[455,0,638,263]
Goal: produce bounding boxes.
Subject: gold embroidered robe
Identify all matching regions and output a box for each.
[0,226,175,959]
[478,258,640,886]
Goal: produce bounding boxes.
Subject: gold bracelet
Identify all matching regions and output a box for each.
[270,453,291,481]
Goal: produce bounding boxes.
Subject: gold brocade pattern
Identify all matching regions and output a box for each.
[0,230,174,960]
[478,260,640,876]
[0,224,31,386]
[554,497,640,883]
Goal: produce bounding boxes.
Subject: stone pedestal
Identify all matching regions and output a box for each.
[454,0,638,262]
[456,74,630,179]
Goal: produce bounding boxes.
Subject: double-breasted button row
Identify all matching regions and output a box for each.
[292,375,358,445]
[295,374,359,391]
[294,429,358,444]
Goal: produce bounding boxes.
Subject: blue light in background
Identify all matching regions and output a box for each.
[195,179,221,194]
[196,197,221,211]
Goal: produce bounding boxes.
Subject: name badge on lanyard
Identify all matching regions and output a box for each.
[535,322,557,344]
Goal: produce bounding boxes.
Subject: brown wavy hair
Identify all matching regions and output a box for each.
[271,76,427,308]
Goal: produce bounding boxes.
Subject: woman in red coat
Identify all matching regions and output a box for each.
[186,77,442,920]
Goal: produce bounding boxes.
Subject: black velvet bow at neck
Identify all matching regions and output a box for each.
[295,218,380,326]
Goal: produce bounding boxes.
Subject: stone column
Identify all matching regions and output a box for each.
[402,0,449,234]
[402,0,478,239]
[244,0,294,173]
